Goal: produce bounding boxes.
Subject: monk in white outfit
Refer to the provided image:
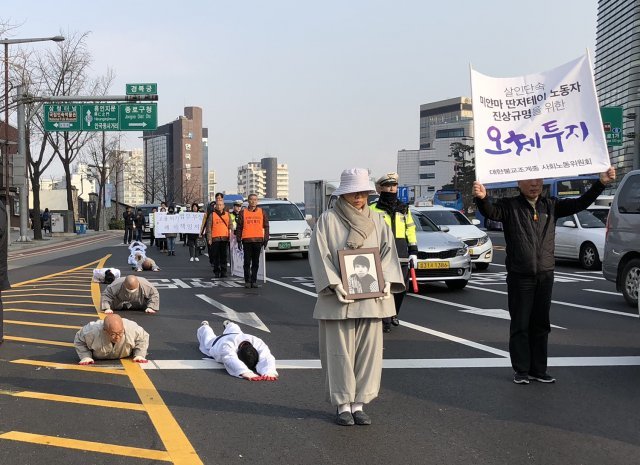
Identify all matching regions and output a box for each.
[308,167,404,426]
[197,320,278,381]
[74,314,149,365]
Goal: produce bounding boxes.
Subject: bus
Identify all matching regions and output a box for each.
[433,190,464,211]
[474,175,601,230]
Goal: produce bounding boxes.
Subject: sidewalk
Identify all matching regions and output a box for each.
[8,227,115,252]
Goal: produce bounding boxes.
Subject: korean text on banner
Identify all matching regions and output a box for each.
[179,212,205,234]
[471,54,610,184]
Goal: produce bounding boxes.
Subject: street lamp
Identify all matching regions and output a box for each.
[1,35,64,232]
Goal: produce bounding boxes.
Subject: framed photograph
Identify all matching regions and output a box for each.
[338,248,385,300]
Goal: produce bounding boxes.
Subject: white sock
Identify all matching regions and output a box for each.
[351,402,363,413]
[338,403,351,414]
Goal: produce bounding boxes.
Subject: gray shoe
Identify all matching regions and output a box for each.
[336,410,354,426]
[352,410,371,425]
[513,373,530,384]
[528,373,556,383]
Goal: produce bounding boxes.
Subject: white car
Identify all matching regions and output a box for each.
[555,208,606,270]
[413,205,493,270]
[259,199,311,258]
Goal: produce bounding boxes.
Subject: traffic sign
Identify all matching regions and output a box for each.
[600,106,623,147]
[119,103,158,130]
[43,103,157,132]
[126,83,157,95]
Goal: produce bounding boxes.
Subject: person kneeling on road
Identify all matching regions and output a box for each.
[101,275,160,314]
[197,320,278,381]
[74,314,149,365]
[133,252,161,272]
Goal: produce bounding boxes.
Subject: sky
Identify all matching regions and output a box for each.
[3,0,597,201]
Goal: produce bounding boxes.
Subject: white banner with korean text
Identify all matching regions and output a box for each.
[154,212,205,234]
[471,54,610,183]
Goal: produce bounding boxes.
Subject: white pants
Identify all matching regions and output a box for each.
[197,324,218,357]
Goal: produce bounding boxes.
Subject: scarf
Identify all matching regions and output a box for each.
[376,191,407,215]
[333,197,375,249]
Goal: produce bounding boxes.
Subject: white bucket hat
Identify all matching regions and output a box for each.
[333,168,376,196]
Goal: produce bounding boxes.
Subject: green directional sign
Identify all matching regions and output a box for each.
[119,103,158,130]
[126,83,157,95]
[43,104,82,131]
[43,103,157,131]
[600,106,623,147]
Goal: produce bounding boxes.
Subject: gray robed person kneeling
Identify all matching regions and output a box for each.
[309,167,404,426]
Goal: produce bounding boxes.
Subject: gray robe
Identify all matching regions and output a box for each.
[74,318,150,360]
[100,276,160,312]
[309,208,405,320]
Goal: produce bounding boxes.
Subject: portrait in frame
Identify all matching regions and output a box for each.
[338,248,385,300]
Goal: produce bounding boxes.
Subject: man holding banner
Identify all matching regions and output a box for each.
[236,194,269,288]
[470,54,617,385]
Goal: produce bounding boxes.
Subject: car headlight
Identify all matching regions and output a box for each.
[476,234,489,246]
[303,228,312,238]
[456,246,468,256]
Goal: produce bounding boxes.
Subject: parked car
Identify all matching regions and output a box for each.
[587,204,610,224]
[603,169,640,307]
[554,209,606,270]
[413,205,493,270]
[259,199,312,258]
[411,211,471,289]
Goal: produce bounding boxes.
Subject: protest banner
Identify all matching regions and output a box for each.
[471,54,610,183]
[179,212,205,234]
[154,212,179,234]
[230,235,266,282]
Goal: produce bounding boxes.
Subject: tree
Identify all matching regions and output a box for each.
[449,142,475,211]
[81,132,119,230]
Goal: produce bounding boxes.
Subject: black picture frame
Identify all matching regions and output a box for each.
[338,247,385,300]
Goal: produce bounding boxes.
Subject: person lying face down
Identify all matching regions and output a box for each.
[196,320,278,381]
[133,252,160,272]
[74,314,149,365]
[100,275,160,314]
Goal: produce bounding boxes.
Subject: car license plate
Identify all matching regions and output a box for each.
[468,248,474,255]
[277,242,291,250]
[418,261,449,269]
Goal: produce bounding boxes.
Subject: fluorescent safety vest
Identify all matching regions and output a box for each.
[211,211,231,238]
[370,203,417,246]
[241,208,265,240]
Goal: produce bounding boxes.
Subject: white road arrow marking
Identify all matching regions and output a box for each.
[196,294,270,332]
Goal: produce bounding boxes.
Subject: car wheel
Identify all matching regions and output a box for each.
[446,279,468,290]
[620,258,640,308]
[579,242,601,270]
[301,251,308,259]
[475,262,489,271]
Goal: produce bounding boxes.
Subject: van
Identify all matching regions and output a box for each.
[602,170,640,307]
[259,199,311,258]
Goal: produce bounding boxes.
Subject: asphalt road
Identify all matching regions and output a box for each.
[1,231,639,465]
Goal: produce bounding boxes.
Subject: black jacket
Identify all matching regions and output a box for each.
[474,180,605,275]
[0,200,10,290]
[123,211,135,227]
[134,213,145,229]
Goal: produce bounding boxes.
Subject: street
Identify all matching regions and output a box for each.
[1,231,639,465]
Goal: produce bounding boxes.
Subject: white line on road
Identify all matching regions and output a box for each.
[195,294,271,332]
[584,288,622,296]
[142,356,640,370]
[466,285,638,318]
[268,277,509,357]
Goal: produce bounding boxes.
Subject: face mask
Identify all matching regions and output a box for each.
[379,191,397,203]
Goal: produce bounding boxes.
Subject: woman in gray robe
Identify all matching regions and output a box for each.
[309,167,404,426]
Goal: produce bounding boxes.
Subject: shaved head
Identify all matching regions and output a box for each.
[104,314,124,332]
[124,275,139,290]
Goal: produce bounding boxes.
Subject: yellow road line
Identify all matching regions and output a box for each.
[3,300,96,307]
[0,431,171,462]
[0,390,145,411]
[122,359,204,465]
[3,293,92,299]
[4,336,75,347]
[4,286,92,292]
[12,260,101,287]
[5,320,82,329]
[5,308,97,317]
[12,359,126,376]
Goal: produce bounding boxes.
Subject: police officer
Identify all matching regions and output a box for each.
[230,199,243,231]
[370,172,418,333]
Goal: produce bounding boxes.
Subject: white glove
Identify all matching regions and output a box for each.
[409,255,418,268]
[332,283,355,304]
[376,282,392,302]
[79,357,94,365]
[133,356,148,363]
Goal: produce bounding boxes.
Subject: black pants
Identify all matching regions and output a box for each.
[383,263,409,324]
[506,271,554,376]
[135,228,143,242]
[123,226,134,244]
[243,241,262,283]
[149,228,155,247]
[211,240,229,275]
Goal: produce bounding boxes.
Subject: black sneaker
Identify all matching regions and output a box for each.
[513,373,530,384]
[391,316,400,326]
[528,373,556,383]
[383,323,391,333]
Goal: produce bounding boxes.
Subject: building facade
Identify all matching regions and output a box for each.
[420,97,474,150]
[208,170,216,201]
[276,163,289,199]
[595,0,640,183]
[113,148,145,207]
[142,106,207,206]
[237,162,266,198]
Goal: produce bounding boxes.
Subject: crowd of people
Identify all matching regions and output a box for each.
[92,164,615,427]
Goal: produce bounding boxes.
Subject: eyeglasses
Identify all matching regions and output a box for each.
[106,331,124,337]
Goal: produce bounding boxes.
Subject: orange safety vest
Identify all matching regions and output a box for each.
[241,208,264,240]
[211,211,230,238]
